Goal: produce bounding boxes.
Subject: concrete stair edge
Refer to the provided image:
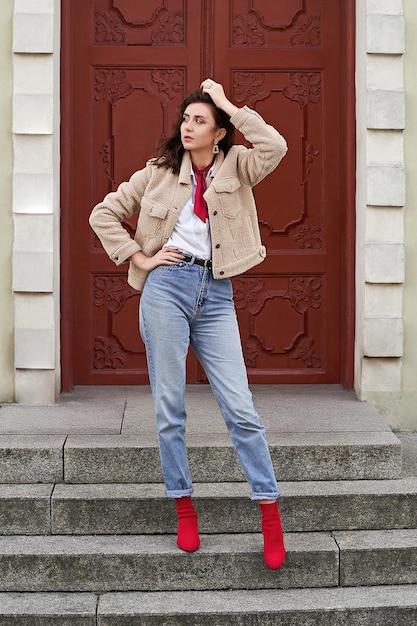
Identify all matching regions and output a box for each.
[0,431,401,483]
[0,532,338,592]
[98,585,417,625]
[0,586,416,625]
[0,530,416,592]
[2,478,417,536]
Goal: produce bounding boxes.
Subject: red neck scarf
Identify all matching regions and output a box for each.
[192,160,214,223]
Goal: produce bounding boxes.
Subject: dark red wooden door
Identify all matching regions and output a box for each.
[61,0,355,388]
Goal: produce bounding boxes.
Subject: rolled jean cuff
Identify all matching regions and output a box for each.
[250,491,280,501]
[166,487,194,499]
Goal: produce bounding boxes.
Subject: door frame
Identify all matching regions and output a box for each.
[60,0,356,391]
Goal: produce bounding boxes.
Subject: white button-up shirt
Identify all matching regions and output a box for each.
[164,160,215,260]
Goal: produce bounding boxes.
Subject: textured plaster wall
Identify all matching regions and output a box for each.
[399,0,417,429]
[0,0,15,402]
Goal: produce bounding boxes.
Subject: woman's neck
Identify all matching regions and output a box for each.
[190,150,214,170]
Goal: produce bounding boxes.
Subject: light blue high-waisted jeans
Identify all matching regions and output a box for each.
[139,261,280,500]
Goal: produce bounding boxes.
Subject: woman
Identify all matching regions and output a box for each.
[90,79,288,569]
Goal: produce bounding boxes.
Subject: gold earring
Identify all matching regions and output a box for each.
[213,142,219,154]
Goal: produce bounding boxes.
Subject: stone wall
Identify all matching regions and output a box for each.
[0,0,14,402]
[12,0,61,403]
[355,0,408,424]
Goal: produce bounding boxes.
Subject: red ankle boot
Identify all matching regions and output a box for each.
[259,501,286,570]
[175,496,200,552]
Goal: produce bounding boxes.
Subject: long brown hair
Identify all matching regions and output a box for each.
[154,91,235,174]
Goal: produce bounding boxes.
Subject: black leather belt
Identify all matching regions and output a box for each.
[182,253,212,270]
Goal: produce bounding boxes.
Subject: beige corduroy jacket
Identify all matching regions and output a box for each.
[89,105,287,291]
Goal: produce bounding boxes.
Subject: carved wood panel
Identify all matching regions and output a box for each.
[94,0,185,46]
[214,0,344,382]
[232,0,321,48]
[65,0,352,385]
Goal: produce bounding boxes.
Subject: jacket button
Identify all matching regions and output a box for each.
[220,271,224,275]
[213,210,218,215]
[215,243,220,249]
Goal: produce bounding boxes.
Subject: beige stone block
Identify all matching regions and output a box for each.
[364,283,403,317]
[361,357,401,392]
[13,12,54,54]
[367,130,403,166]
[367,0,403,14]
[12,251,53,292]
[13,135,54,173]
[13,94,54,134]
[15,369,57,405]
[13,172,54,214]
[366,207,404,242]
[14,294,55,329]
[14,54,54,94]
[364,317,403,356]
[14,0,54,9]
[13,214,54,251]
[367,14,405,54]
[366,55,404,90]
[367,89,405,129]
[15,328,55,369]
[365,242,404,283]
[367,165,405,206]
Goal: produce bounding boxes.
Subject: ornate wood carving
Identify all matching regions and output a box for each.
[288,277,322,313]
[94,3,184,46]
[232,3,321,48]
[94,69,133,103]
[290,14,320,46]
[95,10,127,43]
[94,336,127,369]
[283,72,321,108]
[248,1,304,29]
[151,69,184,101]
[234,277,265,314]
[94,276,137,313]
[233,275,322,368]
[233,70,321,241]
[233,13,265,46]
[292,224,323,249]
[96,68,184,183]
[290,336,322,368]
[234,71,321,109]
[66,0,350,385]
[234,72,269,106]
[99,140,112,179]
[150,7,184,44]
[304,140,319,182]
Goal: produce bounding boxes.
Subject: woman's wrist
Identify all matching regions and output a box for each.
[130,250,147,269]
[221,101,239,118]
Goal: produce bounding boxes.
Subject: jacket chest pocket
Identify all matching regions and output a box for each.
[138,197,169,236]
[210,177,242,218]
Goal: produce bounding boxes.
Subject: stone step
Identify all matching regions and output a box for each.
[337,528,417,587]
[1,586,416,625]
[2,478,417,536]
[98,586,417,625]
[64,431,402,483]
[0,430,401,484]
[0,533,338,592]
[0,593,97,625]
[0,529,416,593]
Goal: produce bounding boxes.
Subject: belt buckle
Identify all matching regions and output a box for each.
[185,254,196,266]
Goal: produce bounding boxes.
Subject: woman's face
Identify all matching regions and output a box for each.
[180,102,225,157]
